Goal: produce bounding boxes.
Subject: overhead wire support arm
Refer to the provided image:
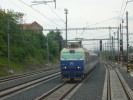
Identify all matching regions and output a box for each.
[126,0,133,4]
[67,38,118,41]
[43,26,126,31]
[31,0,56,8]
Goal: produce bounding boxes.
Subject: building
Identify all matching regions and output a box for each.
[19,21,43,32]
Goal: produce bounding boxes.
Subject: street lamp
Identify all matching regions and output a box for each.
[64,8,68,47]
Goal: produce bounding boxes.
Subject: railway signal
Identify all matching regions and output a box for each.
[100,40,102,51]
[120,39,123,51]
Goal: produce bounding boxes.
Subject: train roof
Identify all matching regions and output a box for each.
[61,47,84,52]
[61,48,98,56]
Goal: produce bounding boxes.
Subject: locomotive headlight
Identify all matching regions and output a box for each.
[64,66,67,69]
[77,66,81,69]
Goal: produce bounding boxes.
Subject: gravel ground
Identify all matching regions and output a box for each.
[117,66,133,91]
[4,76,62,100]
[69,63,106,100]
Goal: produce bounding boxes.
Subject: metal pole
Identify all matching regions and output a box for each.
[97,40,99,55]
[120,24,123,65]
[107,41,109,61]
[7,16,10,70]
[112,36,113,61]
[7,16,13,74]
[105,42,107,60]
[114,32,115,58]
[103,43,104,59]
[117,30,119,62]
[122,19,124,47]
[109,27,111,60]
[126,11,129,64]
[64,8,68,47]
[47,35,49,65]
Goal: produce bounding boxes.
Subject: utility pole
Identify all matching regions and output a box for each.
[105,42,108,61]
[117,29,119,62]
[103,43,104,60]
[114,32,115,58]
[126,11,129,65]
[109,27,111,60]
[99,40,102,61]
[120,23,123,66]
[107,41,109,61]
[122,19,124,65]
[105,42,107,60]
[112,36,114,61]
[7,16,10,72]
[64,8,68,47]
[7,16,13,74]
[122,19,124,46]
[47,35,49,65]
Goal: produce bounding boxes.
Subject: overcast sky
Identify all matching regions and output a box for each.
[1,0,133,50]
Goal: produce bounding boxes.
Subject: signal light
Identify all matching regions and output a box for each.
[100,40,102,51]
[120,39,123,51]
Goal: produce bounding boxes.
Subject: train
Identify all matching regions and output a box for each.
[60,47,99,81]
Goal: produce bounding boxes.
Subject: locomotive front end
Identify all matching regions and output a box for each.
[60,48,85,81]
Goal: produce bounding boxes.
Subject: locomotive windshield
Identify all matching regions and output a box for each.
[61,52,83,60]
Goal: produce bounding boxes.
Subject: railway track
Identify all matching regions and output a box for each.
[104,62,133,100]
[0,67,60,92]
[0,67,57,83]
[0,63,98,100]
[36,64,98,100]
[36,82,79,100]
[0,72,60,100]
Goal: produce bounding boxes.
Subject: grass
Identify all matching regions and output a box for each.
[0,56,59,77]
[0,57,26,77]
[0,58,9,77]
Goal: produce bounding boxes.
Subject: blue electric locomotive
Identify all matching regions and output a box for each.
[60,47,99,81]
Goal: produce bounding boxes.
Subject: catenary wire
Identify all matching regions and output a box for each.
[46,4,76,37]
[18,0,76,38]
[46,4,65,23]
[117,0,128,27]
[121,0,128,17]
[117,0,125,26]
[8,0,53,27]
[77,15,119,38]
[18,0,64,29]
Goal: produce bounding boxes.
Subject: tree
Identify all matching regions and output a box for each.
[47,30,63,61]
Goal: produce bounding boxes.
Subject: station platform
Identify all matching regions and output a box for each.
[102,62,133,100]
[115,63,133,91]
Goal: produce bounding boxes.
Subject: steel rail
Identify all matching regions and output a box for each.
[0,72,60,99]
[105,63,111,100]
[107,62,133,100]
[110,63,133,100]
[36,63,98,100]
[0,67,58,83]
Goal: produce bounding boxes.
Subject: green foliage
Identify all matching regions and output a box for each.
[47,30,63,59]
[7,10,25,24]
[0,10,63,77]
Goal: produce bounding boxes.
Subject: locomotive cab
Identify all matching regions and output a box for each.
[60,48,85,81]
[60,47,98,81]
